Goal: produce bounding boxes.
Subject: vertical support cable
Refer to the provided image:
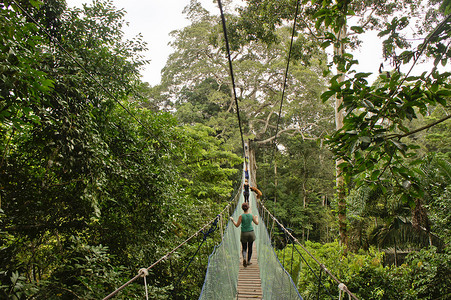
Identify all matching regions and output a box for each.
[281,228,287,296]
[144,276,148,300]
[273,0,300,140]
[138,269,149,300]
[219,214,224,240]
[290,239,295,299]
[271,0,301,251]
[282,230,287,270]
[317,268,323,300]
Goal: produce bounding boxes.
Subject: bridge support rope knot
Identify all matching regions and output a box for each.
[138,268,149,300]
[338,282,350,300]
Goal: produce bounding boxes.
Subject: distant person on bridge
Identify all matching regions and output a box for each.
[244,161,249,180]
[230,202,259,267]
[243,179,250,203]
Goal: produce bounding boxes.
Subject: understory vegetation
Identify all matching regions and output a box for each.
[1,0,449,299]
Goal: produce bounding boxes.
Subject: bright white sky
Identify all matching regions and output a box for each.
[65,0,437,86]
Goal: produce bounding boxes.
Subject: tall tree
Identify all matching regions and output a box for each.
[238,0,450,246]
[321,0,450,224]
[257,135,336,243]
[160,1,333,149]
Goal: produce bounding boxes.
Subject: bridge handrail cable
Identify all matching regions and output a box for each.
[103,197,239,300]
[259,203,358,300]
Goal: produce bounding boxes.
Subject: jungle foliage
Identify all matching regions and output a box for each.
[277,241,451,300]
[1,0,239,299]
[238,0,450,298]
[0,0,449,299]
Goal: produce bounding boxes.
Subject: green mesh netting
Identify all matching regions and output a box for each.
[255,199,303,300]
[200,173,302,299]
[198,190,241,299]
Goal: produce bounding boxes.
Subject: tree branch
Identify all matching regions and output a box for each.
[255,127,318,144]
[370,14,451,130]
[387,114,451,140]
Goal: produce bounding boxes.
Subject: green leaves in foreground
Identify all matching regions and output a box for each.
[321,37,450,196]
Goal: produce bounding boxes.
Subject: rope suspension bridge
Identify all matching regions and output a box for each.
[103,158,357,299]
[12,0,359,298]
[101,1,359,298]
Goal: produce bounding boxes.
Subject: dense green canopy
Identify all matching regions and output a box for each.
[0,0,449,299]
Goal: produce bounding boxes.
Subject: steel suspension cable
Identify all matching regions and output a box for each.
[103,218,217,300]
[216,0,246,159]
[271,0,300,239]
[172,218,219,296]
[274,0,300,141]
[103,197,238,299]
[267,212,333,300]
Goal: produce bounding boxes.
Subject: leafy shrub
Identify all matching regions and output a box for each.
[278,241,451,300]
[35,236,129,299]
[0,271,38,300]
[405,246,451,300]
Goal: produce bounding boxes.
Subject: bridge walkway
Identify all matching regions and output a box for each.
[237,243,262,299]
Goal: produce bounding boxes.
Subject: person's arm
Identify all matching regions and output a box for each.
[252,215,259,225]
[230,215,242,227]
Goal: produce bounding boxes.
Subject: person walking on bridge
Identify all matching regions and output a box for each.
[244,161,249,180]
[230,202,259,267]
[243,179,250,203]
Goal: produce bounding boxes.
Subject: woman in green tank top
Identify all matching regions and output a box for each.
[230,202,259,267]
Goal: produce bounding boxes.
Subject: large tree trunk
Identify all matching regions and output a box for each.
[334,25,348,248]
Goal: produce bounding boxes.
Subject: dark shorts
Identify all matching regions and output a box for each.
[241,231,256,243]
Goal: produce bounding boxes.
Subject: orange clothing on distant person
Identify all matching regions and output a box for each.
[250,186,262,199]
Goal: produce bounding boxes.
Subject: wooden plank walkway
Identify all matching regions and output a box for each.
[237,243,262,299]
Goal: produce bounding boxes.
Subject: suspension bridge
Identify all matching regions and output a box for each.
[101,0,358,298]
[10,0,360,298]
[102,156,357,300]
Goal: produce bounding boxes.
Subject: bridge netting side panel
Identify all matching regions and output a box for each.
[254,196,303,299]
[198,192,241,299]
[200,170,302,299]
